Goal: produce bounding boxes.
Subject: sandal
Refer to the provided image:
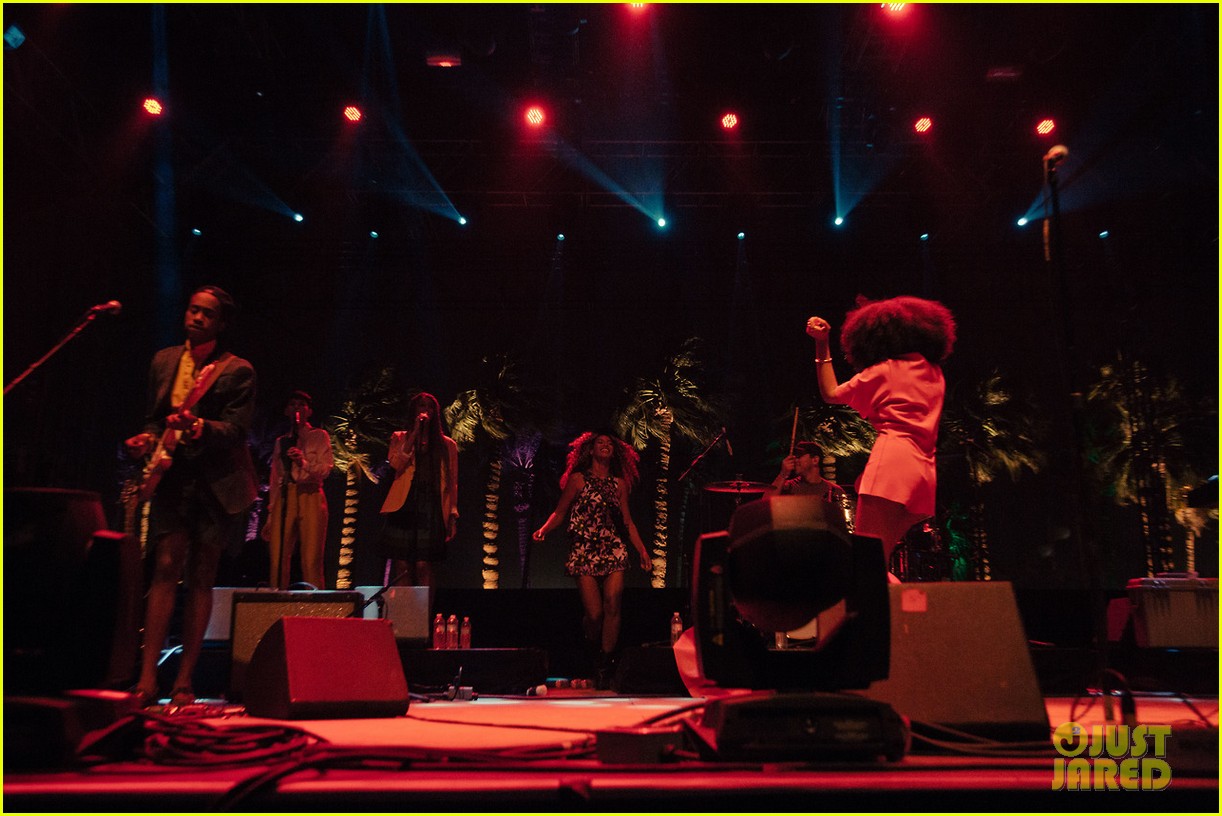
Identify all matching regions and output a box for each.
[168,686,196,707]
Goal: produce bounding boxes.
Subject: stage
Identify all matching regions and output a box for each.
[3,690,1217,811]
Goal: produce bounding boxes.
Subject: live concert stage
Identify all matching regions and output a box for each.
[5,689,1217,811]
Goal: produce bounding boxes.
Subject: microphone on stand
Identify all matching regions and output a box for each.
[90,300,123,315]
[1043,144,1069,166]
[721,427,733,457]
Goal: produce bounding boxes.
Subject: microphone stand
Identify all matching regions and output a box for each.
[5,308,106,395]
[677,427,729,590]
[274,417,299,589]
[1045,150,1109,692]
[677,427,728,484]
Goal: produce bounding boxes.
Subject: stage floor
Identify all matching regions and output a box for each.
[5,691,1217,811]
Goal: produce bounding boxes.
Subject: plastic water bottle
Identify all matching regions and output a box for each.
[446,614,459,649]
[670,612,683,645]
[432,613,445,649]
[460,616,472,649]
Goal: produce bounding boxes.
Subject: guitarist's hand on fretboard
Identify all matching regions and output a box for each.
[125,433,156,458]
[166,408,204,440]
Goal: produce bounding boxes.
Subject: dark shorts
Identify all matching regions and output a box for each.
[148,475,246,578]
[378,517,447,563]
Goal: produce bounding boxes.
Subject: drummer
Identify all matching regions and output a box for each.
[771,441,854,533]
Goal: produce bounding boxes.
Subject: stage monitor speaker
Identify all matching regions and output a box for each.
[4,486,141,693]
[862,581,1049,743]
[244,617,408,719]
[229,590,362,700]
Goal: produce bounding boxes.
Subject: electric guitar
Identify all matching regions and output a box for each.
[121,362,218,532]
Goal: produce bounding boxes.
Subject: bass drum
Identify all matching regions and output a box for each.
[888,521,949,583]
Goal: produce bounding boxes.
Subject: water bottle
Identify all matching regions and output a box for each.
[432,613,445,649]
[446,614,459,649]
[669,611,683,645]
[460,616,472,649]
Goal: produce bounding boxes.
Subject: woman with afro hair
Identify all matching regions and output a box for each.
[805,296,957,572]
[534,431,650,683]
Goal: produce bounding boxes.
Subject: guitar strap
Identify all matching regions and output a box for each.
[187,351,231,409]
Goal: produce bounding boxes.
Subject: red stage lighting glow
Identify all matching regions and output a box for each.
[721,112,739,130]
[525,106,546,127]
[914,116,932,134]
[1036,118,1056,136]
[343,106,363,123]
[882,3,907,12]
[142,98,163,116]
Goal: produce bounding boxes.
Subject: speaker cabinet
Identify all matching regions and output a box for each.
[228,590,362,700]
[862,582,1049,742]
[244,617,408,719]
[355,585,431,644]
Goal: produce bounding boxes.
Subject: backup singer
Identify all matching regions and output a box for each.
[378,392,458,588]
[263,390,332,589]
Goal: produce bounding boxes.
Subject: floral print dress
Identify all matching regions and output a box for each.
[564,473,629,577]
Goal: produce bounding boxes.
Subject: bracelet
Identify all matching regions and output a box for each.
[814,357,833,364]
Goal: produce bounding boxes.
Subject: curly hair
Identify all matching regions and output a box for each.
[840,295,957,371]
[559,431,641,490]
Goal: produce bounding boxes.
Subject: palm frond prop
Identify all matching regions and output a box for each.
[1084,358,1216,573]
[942,371,1047,486]
[938,370,1047,581]
[445,352,550,588]
[324,366,410,589]
[797,402,877,459]
[614,338,726,587]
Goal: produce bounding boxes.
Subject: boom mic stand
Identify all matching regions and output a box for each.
[1043,145,1110,691]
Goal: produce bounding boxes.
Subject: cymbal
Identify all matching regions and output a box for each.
[704,480,775,494]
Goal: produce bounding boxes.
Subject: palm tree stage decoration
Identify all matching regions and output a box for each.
[615,339,722,588]
[326,367,406,590]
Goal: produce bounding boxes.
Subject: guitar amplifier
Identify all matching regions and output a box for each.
[1126,575,1218,649]
[228,590,362,700]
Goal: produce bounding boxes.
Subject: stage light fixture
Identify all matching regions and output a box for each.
[458,216,468,226]
[1036,118,1056,136]
[557,233,566,241]
[882,3,907,13]
[657,217,667,228]
[343,106,363,123]
[370,231,379,239]
[920,233,929,242]
[142,98,164,116]
[721,112,739,130]
[913,116,932,134]
[293,213,304,223]
[834,216,844,226]
[1099,230,1110,239]
[737,232,745,240]
[191,228,202,236]
[524,105,546,128]
[1017,217,1029,227]
[425,51,462,68]
[5,24,26,50]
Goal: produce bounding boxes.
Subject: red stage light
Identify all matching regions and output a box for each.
[914,116,932,134]
[524,105,546,127]
[721,112,739,130]
[1036,118,1056,136]
[343,106,363,123]
[142,98,163,116]
[882,3,907,12]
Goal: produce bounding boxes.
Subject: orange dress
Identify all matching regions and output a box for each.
[840,354,944,518]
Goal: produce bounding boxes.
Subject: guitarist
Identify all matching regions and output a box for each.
[123,285,257,707]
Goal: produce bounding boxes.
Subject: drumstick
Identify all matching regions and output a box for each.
[788,407,799,456]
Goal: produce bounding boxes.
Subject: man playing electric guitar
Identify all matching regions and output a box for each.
[124,285,257,707]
